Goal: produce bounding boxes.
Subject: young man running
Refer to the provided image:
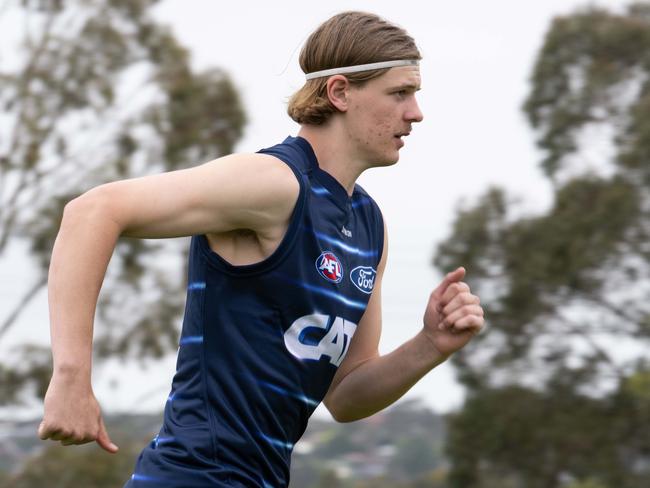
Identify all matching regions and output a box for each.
[39,11,485,487]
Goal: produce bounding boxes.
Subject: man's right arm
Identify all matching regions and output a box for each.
[39,153,299,451]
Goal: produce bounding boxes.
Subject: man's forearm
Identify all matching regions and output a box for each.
[325,330,447,422]
[48,194,121,379]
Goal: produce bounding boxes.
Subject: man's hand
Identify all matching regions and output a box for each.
[422,267,485,358]
[38,374,118,453]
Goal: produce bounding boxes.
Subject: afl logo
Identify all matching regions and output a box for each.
[350,266,376,294]
[316,251,343,283]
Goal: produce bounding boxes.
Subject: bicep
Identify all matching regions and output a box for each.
[325,220,388,395]
[75,153,299,239]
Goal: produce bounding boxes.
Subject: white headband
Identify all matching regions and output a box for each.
[305,59,419,80]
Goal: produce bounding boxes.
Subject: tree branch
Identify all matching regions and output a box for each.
[575,289,642,328]
[0,9,58,250]
[0,274,47,341]
[558,314,627,380]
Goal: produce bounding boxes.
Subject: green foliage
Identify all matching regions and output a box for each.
[0,412,163,477]
[435,1,650,390]
[290,400,447,487]
[0,345,52,402]
[435,3,650,487]
[350,473,447,488]
[523,3,650,178]
[3,405,447,488]
[445,367,650,488]
[389,435,440,479]
[563,479,609,488]
[5,440,143,488]
[0,0,246,404]
[435,176,644,390]
[623,367,650,403]
[314,470,345,488]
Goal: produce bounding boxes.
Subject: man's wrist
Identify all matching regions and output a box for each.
[53,361,92,384]
[416,329,450,365]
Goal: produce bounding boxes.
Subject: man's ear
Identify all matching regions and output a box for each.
[326,75,350,112]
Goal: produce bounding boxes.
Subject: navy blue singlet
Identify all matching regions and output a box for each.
[124,136,384,487]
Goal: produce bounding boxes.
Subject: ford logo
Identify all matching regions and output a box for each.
[350,266,376,294]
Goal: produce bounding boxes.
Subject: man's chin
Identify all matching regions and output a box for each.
[364,149,400,168]
[369,159,399,170]
[381,152,400,167]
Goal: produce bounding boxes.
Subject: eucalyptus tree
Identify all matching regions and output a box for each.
[0,0,246,404]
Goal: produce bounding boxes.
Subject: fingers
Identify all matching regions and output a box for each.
[38,418,117,452]
[452,313,485,332]
[440,304,484,331]
[37,421,50,440]
[437,279,484,333]
[431,267,466,299]
[38,421,67,441]
[442,286,479,315]
[96,418,119,453]
[40,425,96,446]
[50,431,68,442]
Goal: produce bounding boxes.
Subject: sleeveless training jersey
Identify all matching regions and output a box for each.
[124,136,384,487]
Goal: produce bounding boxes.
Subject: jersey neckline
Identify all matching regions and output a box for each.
[287,135,357,211]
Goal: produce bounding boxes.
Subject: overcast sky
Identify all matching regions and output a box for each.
[0,0,633,419]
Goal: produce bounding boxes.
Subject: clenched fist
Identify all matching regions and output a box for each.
[38,373,118,453]
[422,267,485,358]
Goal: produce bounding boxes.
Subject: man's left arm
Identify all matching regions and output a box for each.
[323,224,485,422]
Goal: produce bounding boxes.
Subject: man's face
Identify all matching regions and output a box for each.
[345,65,423,166]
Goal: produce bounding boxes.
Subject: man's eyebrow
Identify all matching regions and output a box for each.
[390,83,421,91]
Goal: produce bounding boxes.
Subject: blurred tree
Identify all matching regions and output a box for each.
[289,401,448,487]
[5,437,144,487]
[445,377,643,488]
[350,472,448,488]
[314,470,344,488]
[434,3,650,487]
[389,435,439,480]
[0,0,245,404]
[563,480,609,488]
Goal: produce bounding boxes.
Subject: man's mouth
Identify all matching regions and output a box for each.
[394,132,410,145]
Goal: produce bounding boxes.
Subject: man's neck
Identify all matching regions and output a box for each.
[297,124,365,196]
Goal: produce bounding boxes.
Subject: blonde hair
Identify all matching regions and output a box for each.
[287,11,421,125]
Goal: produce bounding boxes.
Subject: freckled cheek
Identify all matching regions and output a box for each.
[366,123,392,148]
[378,120,392,136]
[365,112,393,140]
[351,109,394,147]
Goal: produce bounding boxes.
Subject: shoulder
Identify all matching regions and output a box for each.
[202,152,300,209]
[257,136,312,173]
[211,152,297,182]
[201,152,302,236]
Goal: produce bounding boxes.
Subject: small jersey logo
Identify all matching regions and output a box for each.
[341,226,352,238]
[316,251,343,283]
[350,266,376,294]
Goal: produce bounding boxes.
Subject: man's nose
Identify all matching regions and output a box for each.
[406,99,424,123]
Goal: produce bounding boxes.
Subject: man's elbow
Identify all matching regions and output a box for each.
[324,396,364,423]
[327,406,356,423]
[63,186,122,230]
[64,186,103,215]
